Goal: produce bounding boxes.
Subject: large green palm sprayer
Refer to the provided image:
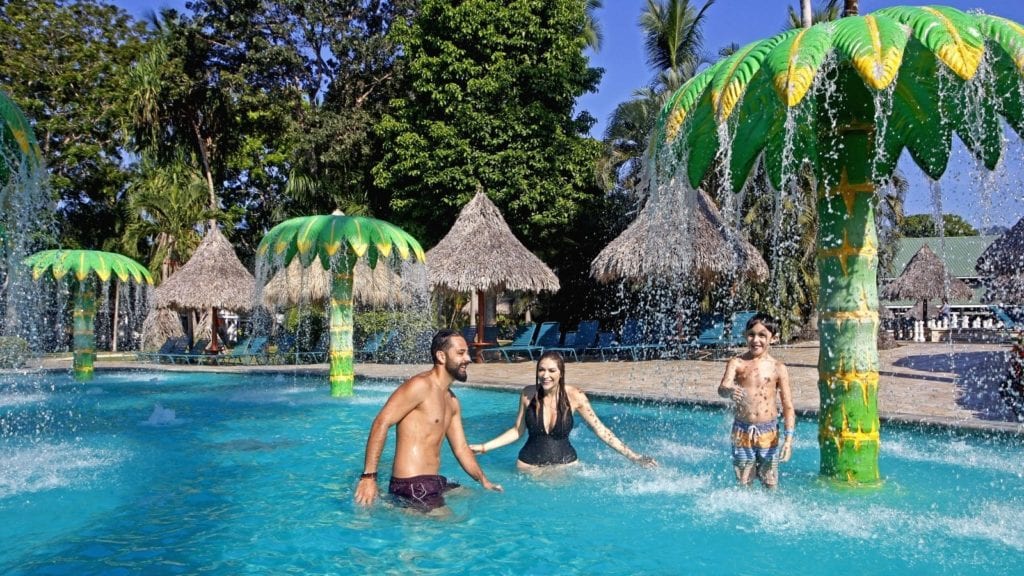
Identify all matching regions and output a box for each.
[23,250,153,380]
[650,6,1024,483]
[257,214,425,397]
[0,90,41,183]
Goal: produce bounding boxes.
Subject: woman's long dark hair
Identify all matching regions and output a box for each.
[534,351,570,419]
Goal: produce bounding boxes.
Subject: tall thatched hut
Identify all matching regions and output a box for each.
[151,226,255,351]
[426,190,559,343]
[881,244,973,320]
[590,188,768,285]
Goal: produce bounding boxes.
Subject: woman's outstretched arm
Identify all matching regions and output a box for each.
[569,386,657,467]
[469,388,530,454]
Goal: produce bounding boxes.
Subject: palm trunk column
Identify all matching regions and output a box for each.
[72,284,97,381]
[815,75,881,483]
[328,266,356,397]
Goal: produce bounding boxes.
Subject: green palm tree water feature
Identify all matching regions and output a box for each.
[649,6,1024,484]
[257,213,425,397]
[0,90,42,182]
[2,91,47,337]
[23,250,153,381]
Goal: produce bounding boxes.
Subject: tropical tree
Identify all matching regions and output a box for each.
[372,0,603,251]
[583,0,604,51]
[900,213,979,237]
[787,0,840,30]
[122,152,216,282]
[640,0,716,93]
[597,91,660,196]
[599,0,715,197]
[123,11,234,226]
[0,0,148,249]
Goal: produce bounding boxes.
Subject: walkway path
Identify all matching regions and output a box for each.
[63,340,1022,433]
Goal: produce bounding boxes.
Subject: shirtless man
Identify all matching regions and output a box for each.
[354,330,502,511]
[716,313,795,488]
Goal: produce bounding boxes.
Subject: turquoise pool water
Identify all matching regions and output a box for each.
[2,370,1022,575]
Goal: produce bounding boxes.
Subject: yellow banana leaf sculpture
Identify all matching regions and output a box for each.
[257,214,425,397]
[24,250,153,381]
[651,6,1024,484]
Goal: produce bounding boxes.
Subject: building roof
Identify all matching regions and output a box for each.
[883,236,998,280]
[881,236,997,308]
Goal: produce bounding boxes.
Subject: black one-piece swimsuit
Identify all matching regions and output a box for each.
[517,399,578,466]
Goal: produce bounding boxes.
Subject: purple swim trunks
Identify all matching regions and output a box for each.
[388,474,460,511]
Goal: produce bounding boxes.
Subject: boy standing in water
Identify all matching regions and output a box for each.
[717,313,795,488]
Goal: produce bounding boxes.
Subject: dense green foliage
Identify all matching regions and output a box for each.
[900,213,979,237]
[372,0,604,250]
[0,0,148,249]
[0,336,29,368]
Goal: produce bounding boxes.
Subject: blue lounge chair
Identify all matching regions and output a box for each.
[215,336,269,365]
[532,321,562,352]
[168,339,211,364]
[991,306,1019,331]
[586,330,617,360]
[137,336,188,363]
[482,323,537,362]
[463,325,501,360]
[295,335,329,364]
[356,330,396,362]
[689,310,757,358]
[596,318,667,361]
[545,320,600,361]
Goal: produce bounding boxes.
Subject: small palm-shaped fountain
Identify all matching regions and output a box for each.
[23,250,153,380]
[257,212,425,397]
[651,6,1024,483]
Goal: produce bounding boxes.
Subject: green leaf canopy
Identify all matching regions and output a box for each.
[257,214,426,271]
[652,5,1024,191]
[24,249,153,286]
[0,90,40,163]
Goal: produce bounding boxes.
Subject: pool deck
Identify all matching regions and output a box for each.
[35,340,1023,433]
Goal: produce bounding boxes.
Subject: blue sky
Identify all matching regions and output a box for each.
[113,0,1024,227]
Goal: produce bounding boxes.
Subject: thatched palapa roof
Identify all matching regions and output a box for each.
[976,217,1024,305]
[590,187,768,285]
[426,191,559,294]
[152,226,256,312]
[140,307,184,351]
[261,255,412,308]
[881,244,973,302]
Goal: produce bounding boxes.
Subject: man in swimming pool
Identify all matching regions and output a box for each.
[354,329,502,511]
[716,313,795,488]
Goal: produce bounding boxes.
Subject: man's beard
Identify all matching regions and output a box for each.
[447,361,468,382]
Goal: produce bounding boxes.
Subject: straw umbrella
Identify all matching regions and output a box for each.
[261,256,410,309]
[591,188,768,285]
[152,226,255,352]
[977,217,1024,305]
[881,244,972,322]
[426,190,560,349]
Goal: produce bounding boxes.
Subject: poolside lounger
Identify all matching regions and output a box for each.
[544,320,600,361]
[482,323,537,362]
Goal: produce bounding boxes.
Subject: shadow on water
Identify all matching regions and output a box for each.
[893,351,1015,421]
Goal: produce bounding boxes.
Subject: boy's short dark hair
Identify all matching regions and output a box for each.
[745,312,780,336]
[430,329,460,363]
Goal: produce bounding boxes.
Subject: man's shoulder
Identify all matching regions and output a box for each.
[397,371,435,394]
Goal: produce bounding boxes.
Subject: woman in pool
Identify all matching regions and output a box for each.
[469,351,657,470]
